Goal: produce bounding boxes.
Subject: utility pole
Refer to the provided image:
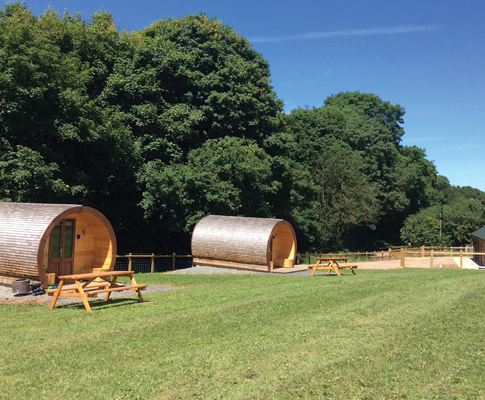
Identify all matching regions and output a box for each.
[439,202,443,246]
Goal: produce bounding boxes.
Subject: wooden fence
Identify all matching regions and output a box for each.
[400,248,485,269]
[114,253,193,273]
[295,246,477,266]
[296,248,403,264]
[114,246,483,273]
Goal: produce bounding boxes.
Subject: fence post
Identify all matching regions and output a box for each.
[366,251,368,262]
[151,253,155,274]
[430,249,434,269]
[128,253,132,272]
[172,253,176,271]
[381,250,384,261]
[460,248,463,270]
[374,251,376,261]
[388,248,391,261]
[297,253,300,265]
[400,248,405,268]
[421,246,425,257]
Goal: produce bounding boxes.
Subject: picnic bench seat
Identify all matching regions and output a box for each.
[82,284,148,296]
[49,271,148,312]
[336,263,358,271]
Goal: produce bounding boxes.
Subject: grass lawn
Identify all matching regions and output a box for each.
[1,269,485,399]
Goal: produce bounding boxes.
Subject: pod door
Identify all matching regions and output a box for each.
[271,224,296,268]
[47,219,76,280]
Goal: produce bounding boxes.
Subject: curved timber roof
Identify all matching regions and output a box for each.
[191,215,297,271]
[0,202,116,283]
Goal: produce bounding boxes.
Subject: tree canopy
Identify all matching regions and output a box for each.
[281,93,439,249]
[1,2,483,252]
[400,181,485,246]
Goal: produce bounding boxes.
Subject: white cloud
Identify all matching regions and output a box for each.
[455,138,481,151]
[250,25,441,44]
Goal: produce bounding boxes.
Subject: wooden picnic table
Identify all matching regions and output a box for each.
[48,270,147,312]
[309,257,358,276]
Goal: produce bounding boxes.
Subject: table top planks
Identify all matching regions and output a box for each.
[59,270,133,281]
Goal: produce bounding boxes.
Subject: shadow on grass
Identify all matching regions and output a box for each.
[56,297,148,311]
[311,272,355,277]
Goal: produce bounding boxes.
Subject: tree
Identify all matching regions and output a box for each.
[0,144,64,202]
[101,13,285,250]
[283,91,439,249]
[3,3,482,254]
[0,3,140,244]
[400,198,485,246]
[138,137,279,250]
[323,91,405,143]
[101,12,284,165]
[0,5,284,252]
[314,140,380,250]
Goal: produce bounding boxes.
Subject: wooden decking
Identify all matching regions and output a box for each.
[272,266,309,273]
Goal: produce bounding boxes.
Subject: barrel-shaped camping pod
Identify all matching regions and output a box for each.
[0,203,116,287]
[191,215,297,272]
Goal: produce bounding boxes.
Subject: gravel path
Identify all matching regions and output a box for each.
[170,265,270,275]
[0,283,177,304]
[171,265,332,276]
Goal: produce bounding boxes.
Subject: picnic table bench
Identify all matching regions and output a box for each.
[309,257,358,276]
[47,270,147,312]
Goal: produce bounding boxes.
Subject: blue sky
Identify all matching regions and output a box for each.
[24,0,485,191]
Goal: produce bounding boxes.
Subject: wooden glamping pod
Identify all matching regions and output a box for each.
[0,203,116,287]
[191,215,297,272]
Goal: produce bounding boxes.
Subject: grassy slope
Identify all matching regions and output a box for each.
[1,269,484,399]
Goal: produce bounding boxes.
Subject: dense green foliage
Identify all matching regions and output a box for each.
[2,269,485,399]
[401,179,485,246]
[1,2,484,252]
[281,93,443,249]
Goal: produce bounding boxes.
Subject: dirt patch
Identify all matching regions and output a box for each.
[356,260,402,269]
[357,257,459,270]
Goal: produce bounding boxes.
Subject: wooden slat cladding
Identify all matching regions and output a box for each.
[192,258,271,272]
[191,215,297,271]
[0,202,116,284]
[0,203,79,280]
[474,237,485,266]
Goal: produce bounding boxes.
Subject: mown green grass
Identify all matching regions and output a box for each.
[1,269,485,399]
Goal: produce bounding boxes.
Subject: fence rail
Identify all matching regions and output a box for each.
[401,249,485,269]
[297,248,411,265]
[114,253,192,273]
[295,246,476,266]
[113,246,483,273]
